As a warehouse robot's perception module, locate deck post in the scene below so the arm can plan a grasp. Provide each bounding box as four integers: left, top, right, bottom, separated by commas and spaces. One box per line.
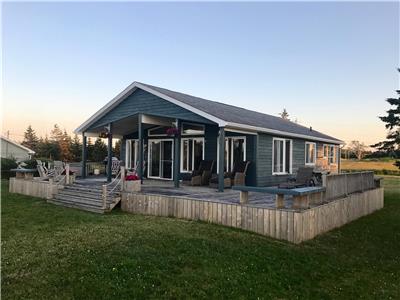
173, 119, 181, 188
218, 127, 225, 192
66, 164, 70, 185
81, 134, 87, 178
138, 114, 143, 183
121, 166, 125, 191
107, 123, 113, 182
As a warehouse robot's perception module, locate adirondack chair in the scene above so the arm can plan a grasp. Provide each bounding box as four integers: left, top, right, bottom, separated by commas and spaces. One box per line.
53, 161, 65, 177
278, 166, 315, 189
190, 160, 214, 186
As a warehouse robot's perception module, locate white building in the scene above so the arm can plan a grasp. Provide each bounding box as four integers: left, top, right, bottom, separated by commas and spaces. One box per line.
1, 136, 35, 162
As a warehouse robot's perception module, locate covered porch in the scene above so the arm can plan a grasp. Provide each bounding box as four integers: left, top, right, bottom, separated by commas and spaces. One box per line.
80, 112, 256, 192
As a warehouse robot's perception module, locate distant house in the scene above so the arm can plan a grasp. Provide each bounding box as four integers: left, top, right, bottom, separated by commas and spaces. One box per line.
75, 82, 343, 191
0, 136, 35, 162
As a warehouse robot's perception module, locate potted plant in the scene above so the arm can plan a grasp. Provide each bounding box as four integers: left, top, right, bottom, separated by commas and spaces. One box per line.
166, 127, 179, 137
124, 174, 141, 192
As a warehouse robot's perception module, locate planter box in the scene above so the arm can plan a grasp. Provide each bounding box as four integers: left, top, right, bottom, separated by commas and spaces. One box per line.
124, 180, 141, 192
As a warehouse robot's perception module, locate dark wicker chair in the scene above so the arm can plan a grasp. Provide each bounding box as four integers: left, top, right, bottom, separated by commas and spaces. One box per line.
278, 166, 315, 189
209, 161, 251, 188
191, 160, 215, 186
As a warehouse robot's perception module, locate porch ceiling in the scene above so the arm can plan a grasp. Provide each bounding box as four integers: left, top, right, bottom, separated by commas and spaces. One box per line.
84, 114, 176, 138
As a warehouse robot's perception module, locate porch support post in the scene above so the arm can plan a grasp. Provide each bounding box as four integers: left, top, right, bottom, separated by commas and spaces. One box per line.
138, 114, 143, 183
173, 119, 181, 188
81, 133, 87, 178
107, 123, 113, 182
218, 127, 225, 192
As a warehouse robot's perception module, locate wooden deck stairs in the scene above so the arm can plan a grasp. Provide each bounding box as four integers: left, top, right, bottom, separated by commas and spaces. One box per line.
48, 182, 121, 214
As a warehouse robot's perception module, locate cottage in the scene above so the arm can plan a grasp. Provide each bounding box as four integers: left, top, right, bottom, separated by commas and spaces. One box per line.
75, 82, 342, 191
1, 135, 35, 162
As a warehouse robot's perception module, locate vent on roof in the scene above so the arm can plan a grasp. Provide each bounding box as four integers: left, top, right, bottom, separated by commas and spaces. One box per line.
310, 126, 313, 131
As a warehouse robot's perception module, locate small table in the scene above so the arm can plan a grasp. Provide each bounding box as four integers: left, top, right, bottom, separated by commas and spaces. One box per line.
10, 168, 37, 180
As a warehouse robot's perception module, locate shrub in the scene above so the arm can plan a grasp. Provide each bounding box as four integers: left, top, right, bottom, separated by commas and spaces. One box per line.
1, 158, 18, 179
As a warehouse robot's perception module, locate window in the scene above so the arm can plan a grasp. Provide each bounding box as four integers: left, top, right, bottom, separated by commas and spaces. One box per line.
181, 123, 205, 135
148, 126, 168, 136
305, 142, 316, 165
323, 145, 329, 158
180, 138, 204, 172
328, 145, 337, 164
125, 139, 138, 169
217, 136, 246, 172
272, 138, 292, 175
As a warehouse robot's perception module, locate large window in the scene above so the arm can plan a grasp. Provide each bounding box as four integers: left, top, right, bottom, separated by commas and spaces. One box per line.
272, 138, 292, 174
148, 126, 168, 136
305, 142, 316, 165
125, 139, 138, 169
181, 138, 204, 172
328, 145, 337, 164
217, 136, 246, 172
181, 123, 205, 136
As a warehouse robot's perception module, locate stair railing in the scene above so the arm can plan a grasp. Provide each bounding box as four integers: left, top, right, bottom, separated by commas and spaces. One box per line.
102, 166, 125, 210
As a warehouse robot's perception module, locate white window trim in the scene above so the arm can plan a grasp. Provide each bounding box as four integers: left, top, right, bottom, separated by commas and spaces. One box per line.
328, 145, 338, 165
125, 139, 138, 169
305, 142, 317, 165
148, 126, 168, 137
147, 138, 174, 180
272, 137, 293, 175
181, 122, 205, 136
180, 137, 205, 173
217, 136, 247, 172
323, 144, 329, 158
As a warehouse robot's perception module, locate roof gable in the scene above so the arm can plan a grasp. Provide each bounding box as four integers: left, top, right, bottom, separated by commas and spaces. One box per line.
76, 81, 342, 144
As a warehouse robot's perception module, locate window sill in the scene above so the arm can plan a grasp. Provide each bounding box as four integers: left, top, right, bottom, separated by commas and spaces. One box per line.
272, 172, 292, 176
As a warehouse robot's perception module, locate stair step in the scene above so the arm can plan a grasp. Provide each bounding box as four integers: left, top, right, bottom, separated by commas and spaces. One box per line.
60, 189, 103, 199
48, 199, 105, 214
64, 185, 120, 194
55, 194, 112, 207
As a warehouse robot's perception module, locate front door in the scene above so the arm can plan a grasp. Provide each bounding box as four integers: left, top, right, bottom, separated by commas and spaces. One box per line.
148, 139, 174, 180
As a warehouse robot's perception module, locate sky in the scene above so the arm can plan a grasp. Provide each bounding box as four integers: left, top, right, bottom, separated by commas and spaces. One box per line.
2, 1, 399, 146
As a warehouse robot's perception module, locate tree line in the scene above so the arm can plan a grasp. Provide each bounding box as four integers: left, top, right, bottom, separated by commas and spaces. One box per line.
21, 124, 121, 162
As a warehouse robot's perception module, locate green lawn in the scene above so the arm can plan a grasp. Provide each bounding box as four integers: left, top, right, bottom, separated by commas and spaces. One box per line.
2, 178, 400, 299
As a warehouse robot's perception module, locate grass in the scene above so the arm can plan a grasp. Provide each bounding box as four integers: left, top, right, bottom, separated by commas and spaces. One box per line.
342, 159, 399, 171
2, 178, 400, 299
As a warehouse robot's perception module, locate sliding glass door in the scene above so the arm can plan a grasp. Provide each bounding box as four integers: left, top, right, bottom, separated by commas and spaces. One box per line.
148, 139, 174, 180
218, 136, 246, 172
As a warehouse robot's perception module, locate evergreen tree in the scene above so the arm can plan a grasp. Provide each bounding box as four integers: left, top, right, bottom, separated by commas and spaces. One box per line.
37, 136, 60, 160
89, 138, 107, 162
21, 125, 39, 153
113, 140, 121, 159
279, 108, 290, 120
372, 69, 400, 168
71, 134, 82, 161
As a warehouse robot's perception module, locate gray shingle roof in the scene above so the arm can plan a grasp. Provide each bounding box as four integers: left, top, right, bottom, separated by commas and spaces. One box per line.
138, 82, 342, 143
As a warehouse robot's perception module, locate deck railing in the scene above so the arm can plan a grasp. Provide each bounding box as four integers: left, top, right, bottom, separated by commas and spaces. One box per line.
101, 166, 125, 210
324, 171, 376, 200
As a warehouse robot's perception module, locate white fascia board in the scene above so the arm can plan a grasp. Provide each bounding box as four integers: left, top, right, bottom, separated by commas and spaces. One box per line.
224, 127, 258, 135
226, 122, 344, 145
75, 82, 227, 134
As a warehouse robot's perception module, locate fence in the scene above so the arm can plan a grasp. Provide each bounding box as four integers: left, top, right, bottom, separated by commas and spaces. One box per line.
324, 171, 376, 200
122, 187, 384, 244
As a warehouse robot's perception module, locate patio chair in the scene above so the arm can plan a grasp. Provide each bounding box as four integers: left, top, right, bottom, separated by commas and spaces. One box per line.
209, 161, 251, 189
278, 166, 315, 189
190, 160, 214, 186
229, 161, 251, 186
53, 160, 65, 177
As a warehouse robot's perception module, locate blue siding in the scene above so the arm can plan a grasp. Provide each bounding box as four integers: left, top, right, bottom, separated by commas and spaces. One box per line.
88, 89, 214, 130
256, 133, 306, 186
